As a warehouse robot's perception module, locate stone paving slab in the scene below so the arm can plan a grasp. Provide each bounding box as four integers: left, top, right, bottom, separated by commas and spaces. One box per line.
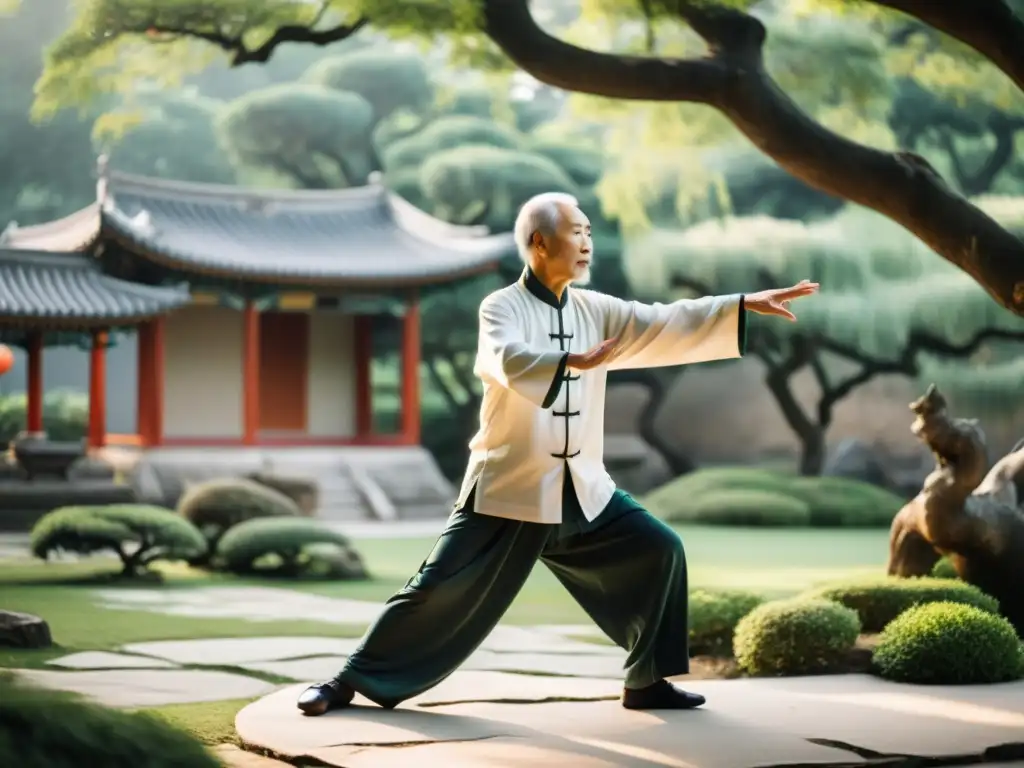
121, 637, 362, 666
12, 668, 278, 708
118, 629, 615, 670
236, 676, 1024, 768
243, 648, 626, 683
46, 651, 179, 670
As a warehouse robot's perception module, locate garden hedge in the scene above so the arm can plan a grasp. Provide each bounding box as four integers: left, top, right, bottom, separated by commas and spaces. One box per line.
733, 597, 861, 676
642, 467, 902, 528
801, 576, 1000, 633
215, 517, 367, 579
0, 391, 87, 444
931, 557, 959, 580
0, 675, 220, 768
177, 476, 299, 559
689, 589, 765, 656
872, 602, 1024, 684
30, 504, 207, 575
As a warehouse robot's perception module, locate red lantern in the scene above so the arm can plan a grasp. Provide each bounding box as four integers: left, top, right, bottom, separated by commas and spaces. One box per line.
0, 345, 13, 376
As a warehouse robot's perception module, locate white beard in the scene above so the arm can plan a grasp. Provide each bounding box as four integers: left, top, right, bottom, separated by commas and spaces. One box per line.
571, 265, 592, 286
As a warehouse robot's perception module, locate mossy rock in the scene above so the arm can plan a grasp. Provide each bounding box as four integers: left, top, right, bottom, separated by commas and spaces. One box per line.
643, 468, 901, 528
0, 674, 221, 767
801, 576, 1000, 633
30, 504, 207, 575
177, 476, 299, 555
733, 597, 861, 677
216, 517, 367, 580
872, 601, 1024, 684
689, 589, 765, 656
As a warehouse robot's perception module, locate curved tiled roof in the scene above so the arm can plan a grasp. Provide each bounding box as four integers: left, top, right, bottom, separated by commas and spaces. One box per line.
100, 171, 515, 287
0, 248, 191, 327
0, 203, 101, 253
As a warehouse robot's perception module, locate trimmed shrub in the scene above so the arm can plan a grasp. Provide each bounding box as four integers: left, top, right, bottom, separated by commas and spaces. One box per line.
801, 576, 1000, 633
643, 467, 902, 527
872, 602, 1024, 684
931, 557, 960, 580
216, 517, 367, 580
733, 597, 861, 676
177, 476, 299, 558
244, 471, 318, 516
0, 674, 220, 768
30, 504, 207, 576
689, 589, 765, 656
0, 390, 88, 444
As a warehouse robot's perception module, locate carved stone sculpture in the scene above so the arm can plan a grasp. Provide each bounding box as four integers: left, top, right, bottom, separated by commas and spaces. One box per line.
887, 385, 1024, 634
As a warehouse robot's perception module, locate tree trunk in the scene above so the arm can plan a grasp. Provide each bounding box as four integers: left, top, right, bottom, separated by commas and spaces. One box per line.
798, 428, 827, 477
608, 369, 696, 476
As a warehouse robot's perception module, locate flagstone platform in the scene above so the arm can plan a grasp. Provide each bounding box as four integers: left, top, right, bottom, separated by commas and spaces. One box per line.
236, 676, 1024, 768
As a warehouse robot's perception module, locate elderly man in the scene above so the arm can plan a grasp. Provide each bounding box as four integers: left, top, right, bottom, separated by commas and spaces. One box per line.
298, 192, 819, 715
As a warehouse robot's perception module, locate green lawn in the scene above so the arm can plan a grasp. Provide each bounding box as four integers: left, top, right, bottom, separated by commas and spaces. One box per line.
0, 524, 889, 753
0, 524, 889, 652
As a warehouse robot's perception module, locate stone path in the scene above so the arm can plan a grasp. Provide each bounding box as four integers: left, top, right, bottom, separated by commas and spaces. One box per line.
238, 676, 1024, 768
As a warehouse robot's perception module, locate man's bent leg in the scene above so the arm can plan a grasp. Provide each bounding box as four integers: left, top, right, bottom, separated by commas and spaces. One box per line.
541, 491, 701, 710
298, 499, 549, 714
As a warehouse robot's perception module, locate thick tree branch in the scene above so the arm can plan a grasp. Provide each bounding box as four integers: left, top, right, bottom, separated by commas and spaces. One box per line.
480, 0, 1024, 316
867, 0, 1024, 96
145, 10, 367, 66
481, 1, 731, 102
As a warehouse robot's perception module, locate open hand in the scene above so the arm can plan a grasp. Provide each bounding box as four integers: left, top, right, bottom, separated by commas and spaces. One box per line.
567, 337, 619, 370
744, 280, 820, 322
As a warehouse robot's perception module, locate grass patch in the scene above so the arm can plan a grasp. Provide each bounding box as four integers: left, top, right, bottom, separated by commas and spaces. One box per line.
135, 698, 258, 747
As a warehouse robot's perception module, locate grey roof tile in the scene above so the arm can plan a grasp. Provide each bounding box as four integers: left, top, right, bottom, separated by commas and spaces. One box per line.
0, 203, 101, 252
101, 171, 515, 286
0, 248, 191, 324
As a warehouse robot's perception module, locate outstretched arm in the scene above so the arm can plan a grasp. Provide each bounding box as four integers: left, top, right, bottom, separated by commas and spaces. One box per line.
476, 295, 567, 408
599, 293, 748, 371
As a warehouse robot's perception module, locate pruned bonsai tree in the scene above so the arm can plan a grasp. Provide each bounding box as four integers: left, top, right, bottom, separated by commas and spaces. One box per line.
30, 504, 208, 577
887, 384, 1024, 633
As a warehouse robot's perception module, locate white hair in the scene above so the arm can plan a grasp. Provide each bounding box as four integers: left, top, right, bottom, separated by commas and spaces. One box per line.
513, 192, 579, 263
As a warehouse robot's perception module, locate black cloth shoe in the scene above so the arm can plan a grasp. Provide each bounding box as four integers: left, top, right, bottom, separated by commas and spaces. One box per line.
296, 679, 355, 716
622, 679, 706, 710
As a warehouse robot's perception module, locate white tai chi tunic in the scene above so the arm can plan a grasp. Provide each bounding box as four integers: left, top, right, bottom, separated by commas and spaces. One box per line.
455, 268, 748, 524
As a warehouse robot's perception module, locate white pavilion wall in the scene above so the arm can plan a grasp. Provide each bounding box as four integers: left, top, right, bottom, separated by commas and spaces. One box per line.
307, 311, 356, 437
163, 305, 243, 439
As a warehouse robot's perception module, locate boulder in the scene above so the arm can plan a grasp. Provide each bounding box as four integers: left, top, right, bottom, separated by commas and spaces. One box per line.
0, 610, 52, 649
822, 439, 895, 490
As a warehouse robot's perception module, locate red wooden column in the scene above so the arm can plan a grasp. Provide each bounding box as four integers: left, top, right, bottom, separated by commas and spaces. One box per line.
25, 331, 44, 434
353, 315, 373, 440
400, 295, 421, 445
136, 318, 166, 446
242, 300, 260, 445
151, 316, 165, 445
87, 328, 108, 449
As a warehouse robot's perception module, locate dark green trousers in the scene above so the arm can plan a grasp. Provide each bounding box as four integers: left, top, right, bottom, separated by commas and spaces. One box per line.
337, 474, 690, 708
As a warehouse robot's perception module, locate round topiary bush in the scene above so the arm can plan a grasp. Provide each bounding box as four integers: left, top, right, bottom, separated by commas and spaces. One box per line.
733, 597, 861, 676
30, 504, 207, 576
215, 517, 367, 580
177, 476, 300, 560
642, 467, 901, 528
930, 557, 960, 580
801, 576, 1000, 633
689, 589, 765, 656
0, 674, 221, 767
872, 601, 1024, 684
244, 471, 318, 516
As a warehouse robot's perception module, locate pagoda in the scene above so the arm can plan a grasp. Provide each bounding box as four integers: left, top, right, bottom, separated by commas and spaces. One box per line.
0, 158, 513, 454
